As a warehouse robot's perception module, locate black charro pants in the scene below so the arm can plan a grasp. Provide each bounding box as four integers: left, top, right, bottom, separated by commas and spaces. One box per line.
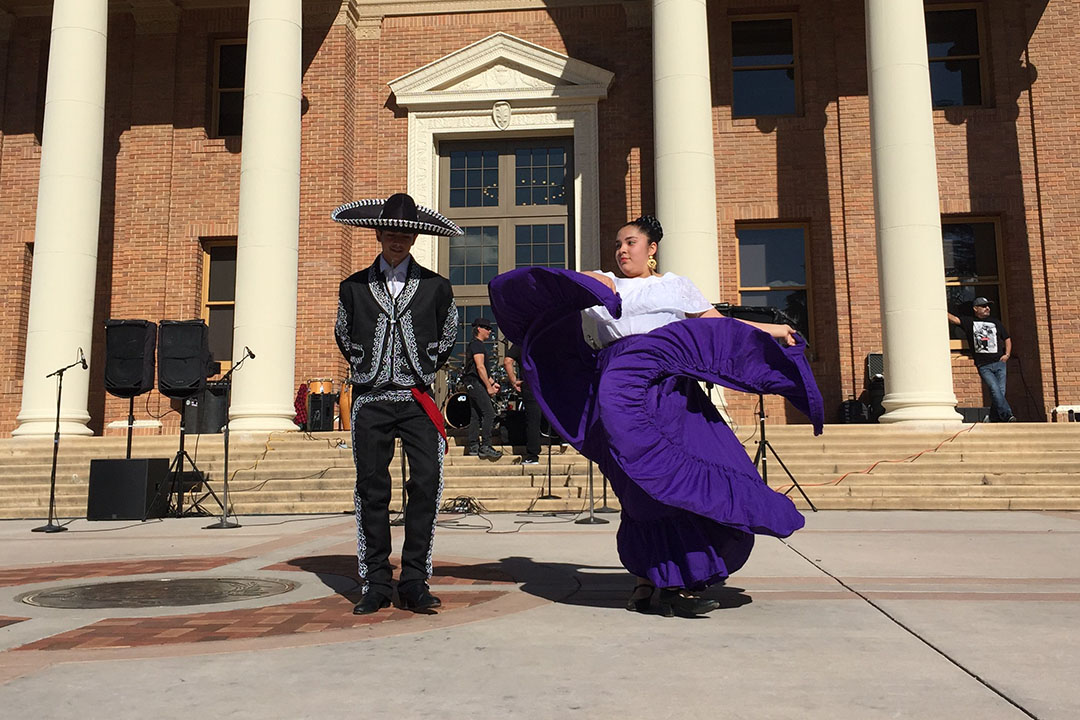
465, 380, 496, 448
352, 396, 443, 598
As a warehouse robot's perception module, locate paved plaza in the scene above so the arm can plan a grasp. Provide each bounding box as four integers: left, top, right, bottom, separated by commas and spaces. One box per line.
1, 510, 1078, 719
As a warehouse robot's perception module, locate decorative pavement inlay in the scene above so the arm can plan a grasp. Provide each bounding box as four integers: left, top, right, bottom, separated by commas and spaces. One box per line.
0, 616, 29, 629
18, 577, 298, 609
0, 557, 240, 588
15, 590, 509, 651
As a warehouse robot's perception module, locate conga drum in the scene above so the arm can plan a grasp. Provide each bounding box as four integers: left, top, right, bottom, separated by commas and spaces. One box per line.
307, 378, 335, 395
444, 391, 471, 429
339, 383, 353, 431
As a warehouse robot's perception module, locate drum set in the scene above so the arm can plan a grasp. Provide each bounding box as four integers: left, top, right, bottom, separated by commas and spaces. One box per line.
441, 362, 523, 440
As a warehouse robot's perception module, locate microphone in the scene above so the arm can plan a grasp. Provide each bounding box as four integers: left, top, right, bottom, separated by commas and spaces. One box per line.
244, 346, 256, 359
77, 348, 88, 370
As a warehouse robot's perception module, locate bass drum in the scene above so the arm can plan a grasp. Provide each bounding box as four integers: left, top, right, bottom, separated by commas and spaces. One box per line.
444, 391, 471, 429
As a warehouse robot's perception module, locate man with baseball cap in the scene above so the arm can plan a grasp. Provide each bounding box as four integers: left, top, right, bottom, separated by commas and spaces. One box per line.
948, 297, 1016, 422
462, 316, 503, 460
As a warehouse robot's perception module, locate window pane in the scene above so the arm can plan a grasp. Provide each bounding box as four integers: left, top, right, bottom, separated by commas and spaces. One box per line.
733, 69, 797, 117
450, 226, 499, 287
218, 44, 246, 89
942, 222, 998, 279
732, 19, 794, 67
450, 151, 498, 207
739, 289, 809, 339
515, 223, 567, 269
926, 9, 980, 58
737, 226, 806, 287
929, 59, 982, 108
207, 305, 234, 364
514, 145, 568, 206
217, 91, 244, 136
207, 245, 236, 302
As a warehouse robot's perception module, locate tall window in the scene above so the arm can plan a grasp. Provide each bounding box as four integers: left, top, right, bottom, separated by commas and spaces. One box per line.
736, 224, 811, 340
731, 17, 799, 118
201, 239, 237, 366
926, 7, 986, 108
943, 218, 1003, 346
212, 41, 246, 137
439, 139, 573, 305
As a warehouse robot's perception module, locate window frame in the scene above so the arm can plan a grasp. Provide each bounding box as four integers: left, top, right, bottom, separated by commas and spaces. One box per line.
210, 39, 246, 139
729, 13, 802, 119
200, 237, 237, 371
437, 138, 575, 305
925, 3, 990, 110
942, 215, 1006, 351
734, 221, 813, 342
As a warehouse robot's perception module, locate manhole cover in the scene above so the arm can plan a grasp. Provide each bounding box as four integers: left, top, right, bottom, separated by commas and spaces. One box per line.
18, 577, 297, 609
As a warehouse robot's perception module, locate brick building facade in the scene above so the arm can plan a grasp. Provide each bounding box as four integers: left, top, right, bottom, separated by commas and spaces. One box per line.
0, 0, 1077, 436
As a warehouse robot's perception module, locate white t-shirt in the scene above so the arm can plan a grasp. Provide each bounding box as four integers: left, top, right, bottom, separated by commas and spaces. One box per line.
582, 272, 714, 348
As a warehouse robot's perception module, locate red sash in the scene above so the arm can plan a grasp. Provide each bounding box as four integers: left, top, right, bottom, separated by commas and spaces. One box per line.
410, 387, 447, 444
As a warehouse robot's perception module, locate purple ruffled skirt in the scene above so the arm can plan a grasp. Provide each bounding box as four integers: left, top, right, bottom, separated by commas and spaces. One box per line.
488, 268, 824, 589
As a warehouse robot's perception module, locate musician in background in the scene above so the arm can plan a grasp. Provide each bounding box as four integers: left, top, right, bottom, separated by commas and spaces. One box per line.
503, 342, 540, 465
462, 317, 503, 460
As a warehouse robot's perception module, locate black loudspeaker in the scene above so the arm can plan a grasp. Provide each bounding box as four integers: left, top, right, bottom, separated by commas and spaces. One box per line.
865, 352, 884, 383
182, 381, 228, 434
86, 458, 170, 520
839, 399, 871, 424
158, 320, 210, 399
307, 393, 336, 432
104, 319, 157, 398
957, 406, 990, 423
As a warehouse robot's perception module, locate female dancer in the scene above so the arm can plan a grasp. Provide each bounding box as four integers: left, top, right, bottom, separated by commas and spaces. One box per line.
488, 216, 823, 617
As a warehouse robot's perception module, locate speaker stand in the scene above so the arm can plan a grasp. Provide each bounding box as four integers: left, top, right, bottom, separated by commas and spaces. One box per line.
537, 432, 558, 500
32, 355, 85, 534
125, 396, 135, 460
753, 393, 816, 512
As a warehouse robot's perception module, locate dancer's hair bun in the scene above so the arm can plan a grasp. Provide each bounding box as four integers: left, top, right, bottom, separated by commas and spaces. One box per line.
634, 215, 663, 243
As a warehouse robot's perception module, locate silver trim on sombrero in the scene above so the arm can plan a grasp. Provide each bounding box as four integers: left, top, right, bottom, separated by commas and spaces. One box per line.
331, 198, 463, 237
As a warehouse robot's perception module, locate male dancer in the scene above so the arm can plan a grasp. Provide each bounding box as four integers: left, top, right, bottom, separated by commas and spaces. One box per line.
333, 193, 460, 615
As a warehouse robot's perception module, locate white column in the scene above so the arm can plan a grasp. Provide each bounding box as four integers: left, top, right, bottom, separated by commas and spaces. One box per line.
866, 0, 961, 424
652, 0, 720, 301
13, 0, 107, 437
228, 0, 302, 432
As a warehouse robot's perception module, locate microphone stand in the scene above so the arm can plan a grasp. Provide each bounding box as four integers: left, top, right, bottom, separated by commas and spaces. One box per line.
575, 461, 608, 525
32, 352, 88, 533
205, 348, 252, 530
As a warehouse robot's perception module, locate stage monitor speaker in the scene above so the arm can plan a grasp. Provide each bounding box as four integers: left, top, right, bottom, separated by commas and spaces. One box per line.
182, 381, 228, 434
307, 393, 336, 432
87, 458, 170, 520
104, 319, 157, 398
159, 320, 210, 399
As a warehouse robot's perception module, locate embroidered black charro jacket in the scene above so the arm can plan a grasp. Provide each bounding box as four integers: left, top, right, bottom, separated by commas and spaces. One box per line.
335, 256, 458, 392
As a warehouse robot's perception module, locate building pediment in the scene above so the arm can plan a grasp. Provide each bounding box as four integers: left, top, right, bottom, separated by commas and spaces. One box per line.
389, 32, 613, 109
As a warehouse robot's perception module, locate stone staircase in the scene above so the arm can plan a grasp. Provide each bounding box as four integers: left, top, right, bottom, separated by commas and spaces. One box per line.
1, 423, 1078, 520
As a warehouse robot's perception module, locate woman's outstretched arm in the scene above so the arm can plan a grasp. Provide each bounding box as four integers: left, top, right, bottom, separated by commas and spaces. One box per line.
688, 307, 798, 347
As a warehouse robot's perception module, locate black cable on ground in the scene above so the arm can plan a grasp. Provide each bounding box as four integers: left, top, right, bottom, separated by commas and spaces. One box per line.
781, 538, 1040, 720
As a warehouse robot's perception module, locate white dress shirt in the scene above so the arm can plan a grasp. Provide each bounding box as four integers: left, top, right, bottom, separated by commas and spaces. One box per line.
379, 255, 410, 298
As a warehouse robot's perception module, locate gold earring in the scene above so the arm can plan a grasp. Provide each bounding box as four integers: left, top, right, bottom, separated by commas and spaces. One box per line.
647, 256, 657, 271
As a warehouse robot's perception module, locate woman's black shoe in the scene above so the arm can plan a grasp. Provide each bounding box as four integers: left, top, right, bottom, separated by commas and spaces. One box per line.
656, 589, 720, 618
625, 582, 654, 613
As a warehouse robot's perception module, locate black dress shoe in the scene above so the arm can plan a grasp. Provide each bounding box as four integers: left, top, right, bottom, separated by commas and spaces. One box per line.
656, 589, 720, 618
352, 592, 390, 615
398, 584, 442, 613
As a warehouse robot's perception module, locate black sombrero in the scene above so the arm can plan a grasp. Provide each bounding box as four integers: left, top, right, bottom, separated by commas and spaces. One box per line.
331, 193, 463, 237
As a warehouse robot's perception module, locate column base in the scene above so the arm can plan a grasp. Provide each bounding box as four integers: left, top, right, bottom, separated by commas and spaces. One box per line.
11, 418, 94, 437
879, 399, 963, 424
226, 414, 299, 433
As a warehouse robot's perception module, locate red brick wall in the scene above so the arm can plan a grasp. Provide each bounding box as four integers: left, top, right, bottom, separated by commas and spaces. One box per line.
1, 1, 1077, 435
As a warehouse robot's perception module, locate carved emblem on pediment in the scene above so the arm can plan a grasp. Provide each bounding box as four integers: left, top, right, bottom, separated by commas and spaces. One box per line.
492, 102, 511, 130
